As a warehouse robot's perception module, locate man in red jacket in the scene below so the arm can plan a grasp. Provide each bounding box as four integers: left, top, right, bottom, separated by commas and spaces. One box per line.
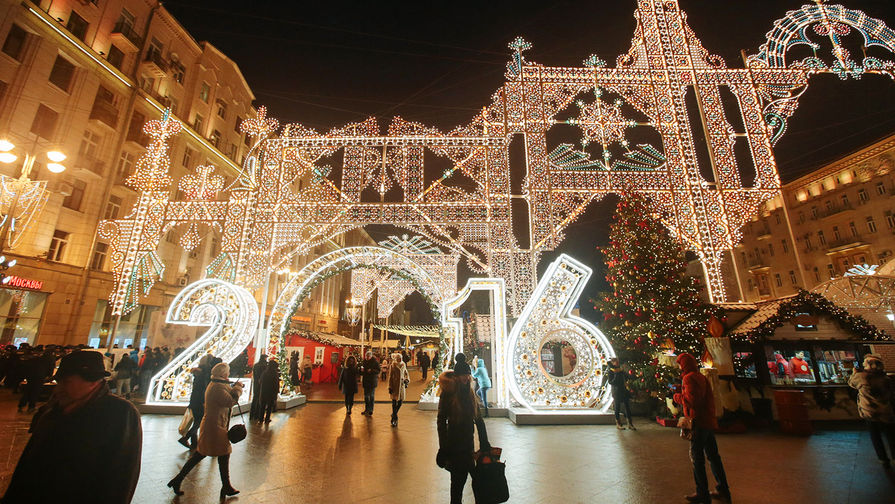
674, 353, 731, 503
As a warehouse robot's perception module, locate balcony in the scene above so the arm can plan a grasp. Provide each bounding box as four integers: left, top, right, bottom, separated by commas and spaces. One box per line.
88, 99, 119, 129
816, 203, 855, 220
140, 51, 169, 79
74, 154, 105, 178
110, 21, 142, 53
825, 235, 868, 254
747, 259, 770, 272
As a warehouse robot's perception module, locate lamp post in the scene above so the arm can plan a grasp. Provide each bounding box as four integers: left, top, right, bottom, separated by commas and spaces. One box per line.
0, 139, 66, 252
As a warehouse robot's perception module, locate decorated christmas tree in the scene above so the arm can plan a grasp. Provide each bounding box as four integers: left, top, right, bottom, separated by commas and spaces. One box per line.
594, 194, 716, 403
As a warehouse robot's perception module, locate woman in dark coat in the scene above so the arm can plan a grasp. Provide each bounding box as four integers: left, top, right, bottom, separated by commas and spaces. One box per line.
179, 354, 212, 449
337, 356, 359, 414
260, 359, 280, 423
436, 371, 490, 504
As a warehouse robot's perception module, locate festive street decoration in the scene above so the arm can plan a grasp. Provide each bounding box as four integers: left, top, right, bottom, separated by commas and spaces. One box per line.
371, 324, 442, 338
350, 234, 459, 319
0, 175, 49, 249
147, 279, 259, 405
730, 290, 892, 344
812, 272, 895, 311
100, 1, 895, 320
594, 194, 719, 403
506, 254, 616, 411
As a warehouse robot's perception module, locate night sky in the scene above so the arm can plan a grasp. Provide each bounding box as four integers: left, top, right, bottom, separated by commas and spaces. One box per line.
166, 0, 895, 322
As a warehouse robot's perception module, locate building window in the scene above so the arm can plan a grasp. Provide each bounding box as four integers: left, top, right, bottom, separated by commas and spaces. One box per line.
62, 179, 86, 211
867, 216, 878, 233
827, 263, 835, 278
877, 182, 887, 195
48, 55, 76, 92
740, 252, 746, 265
117, 151, 135, 180
811, 206, 818, 219
774, 213, 781, 225
781, 239, 788, 254
79, 130, 101, 158
840, 194, 849, 206
789, 271, 797, 285
234, 115, 242, 133
171, 62, 185, 85
774, 273, 782, 287
2, 24, 27, 61
210, 129, 221, 148
859, 188, 868, 202
887, 214, 895, 229
104, 195, 122, 220
747, 278, 754, 291
805, 236, 812, 250
91, 243, 108, 270
817, 230, 826, 246
107, 44, 124, 72
849, 221, 858, 237
30, 104, 58, 140
182, 147, 194, 168
768, 243, 774, 257
825, 200, 833, 211
216, 100, 226, 119
192, 114, 204, 134
66, 11, 89, 42
832, 226, 841, 241
199, 82, 210, 102
813, 267, 820, 282
48, 230, 69, 261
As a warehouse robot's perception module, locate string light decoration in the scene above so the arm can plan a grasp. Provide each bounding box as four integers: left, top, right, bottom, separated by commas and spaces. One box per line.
101, 1, 895, 321
505, 254, 616, 411
350, 234, 459, 319
146, 279, 259, 405
811, 273, 895, 311
0, 175, 49, 249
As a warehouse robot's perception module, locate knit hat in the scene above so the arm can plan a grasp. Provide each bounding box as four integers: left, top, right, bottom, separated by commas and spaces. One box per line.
864, 354, 885, 372
453, 353, 471, 376
211, 362, 230, 380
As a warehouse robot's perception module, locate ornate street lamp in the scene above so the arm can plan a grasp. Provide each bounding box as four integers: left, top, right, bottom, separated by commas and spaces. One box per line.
0, 139, 67, 252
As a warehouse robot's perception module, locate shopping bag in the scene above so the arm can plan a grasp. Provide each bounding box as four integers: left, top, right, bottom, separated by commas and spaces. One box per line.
178, 408, 193, 436
472, 447, 509, 504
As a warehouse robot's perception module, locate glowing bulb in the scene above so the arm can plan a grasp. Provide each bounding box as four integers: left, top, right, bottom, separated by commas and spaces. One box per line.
7, 260, 15, 268
0, 153, 16, 164
46, 163, 66, 174
46, 151, 66, 163
0, 140, 13, 152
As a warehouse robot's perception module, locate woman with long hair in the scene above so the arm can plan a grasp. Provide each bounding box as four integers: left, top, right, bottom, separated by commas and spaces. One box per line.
338, 355, 359, 414
168, 362, 244, 499
436, 367, 490, 504
386, 353, 409, 427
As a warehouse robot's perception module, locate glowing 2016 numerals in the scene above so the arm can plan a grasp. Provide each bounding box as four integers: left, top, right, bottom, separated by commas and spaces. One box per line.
147, 279, 258, 405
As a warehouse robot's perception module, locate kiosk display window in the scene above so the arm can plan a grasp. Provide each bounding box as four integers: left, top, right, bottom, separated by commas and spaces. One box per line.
766, 347, 817, 385
815, 349, 856, 385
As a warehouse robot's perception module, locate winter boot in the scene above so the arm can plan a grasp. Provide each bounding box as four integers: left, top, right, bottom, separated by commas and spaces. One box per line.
616, 420, 625, 430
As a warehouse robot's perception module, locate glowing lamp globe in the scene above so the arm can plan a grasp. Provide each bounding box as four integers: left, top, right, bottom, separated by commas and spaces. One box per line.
47, 163, 66, 174
46, 151, 66, 163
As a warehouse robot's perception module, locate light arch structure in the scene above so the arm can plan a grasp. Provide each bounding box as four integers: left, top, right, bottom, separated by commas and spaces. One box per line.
265, 246, 448, 362
811, 274, 895, 311
101, 0, 895, 320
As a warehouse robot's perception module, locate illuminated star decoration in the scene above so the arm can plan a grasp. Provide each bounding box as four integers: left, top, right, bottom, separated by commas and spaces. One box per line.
239, 106, 279, 138
125, 108, 182, 192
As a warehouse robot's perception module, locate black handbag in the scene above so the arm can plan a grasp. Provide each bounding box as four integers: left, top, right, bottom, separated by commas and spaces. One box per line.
471, 447, 509, 504
227, 402, 247, 444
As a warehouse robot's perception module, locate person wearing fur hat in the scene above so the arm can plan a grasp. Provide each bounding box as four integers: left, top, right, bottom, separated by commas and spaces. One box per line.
849, 354, 895, 468
673, 353, 731, 504
387, 353, 409, 427
452, 353, 471, 376
168, 362, 244, 499
2, 350, 142, 504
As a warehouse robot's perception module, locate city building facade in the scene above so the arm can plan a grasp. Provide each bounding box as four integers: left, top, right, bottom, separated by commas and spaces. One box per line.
734, 132, 895, 303
0, 0, 371, 348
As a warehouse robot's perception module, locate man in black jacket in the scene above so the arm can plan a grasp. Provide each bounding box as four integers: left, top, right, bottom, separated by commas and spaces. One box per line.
3, 350, 142, 504
360, 351, 380, 416
250, 354, 267, 421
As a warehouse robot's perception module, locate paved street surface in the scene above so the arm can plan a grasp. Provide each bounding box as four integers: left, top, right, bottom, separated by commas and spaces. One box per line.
0, 389, 892, 503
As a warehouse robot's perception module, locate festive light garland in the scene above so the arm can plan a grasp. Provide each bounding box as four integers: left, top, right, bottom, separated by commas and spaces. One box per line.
730, 290, 892, 345
0, 176, 49, 249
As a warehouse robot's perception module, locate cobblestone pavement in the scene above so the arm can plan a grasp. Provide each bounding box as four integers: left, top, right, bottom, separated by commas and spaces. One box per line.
0, 388, 892, 503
